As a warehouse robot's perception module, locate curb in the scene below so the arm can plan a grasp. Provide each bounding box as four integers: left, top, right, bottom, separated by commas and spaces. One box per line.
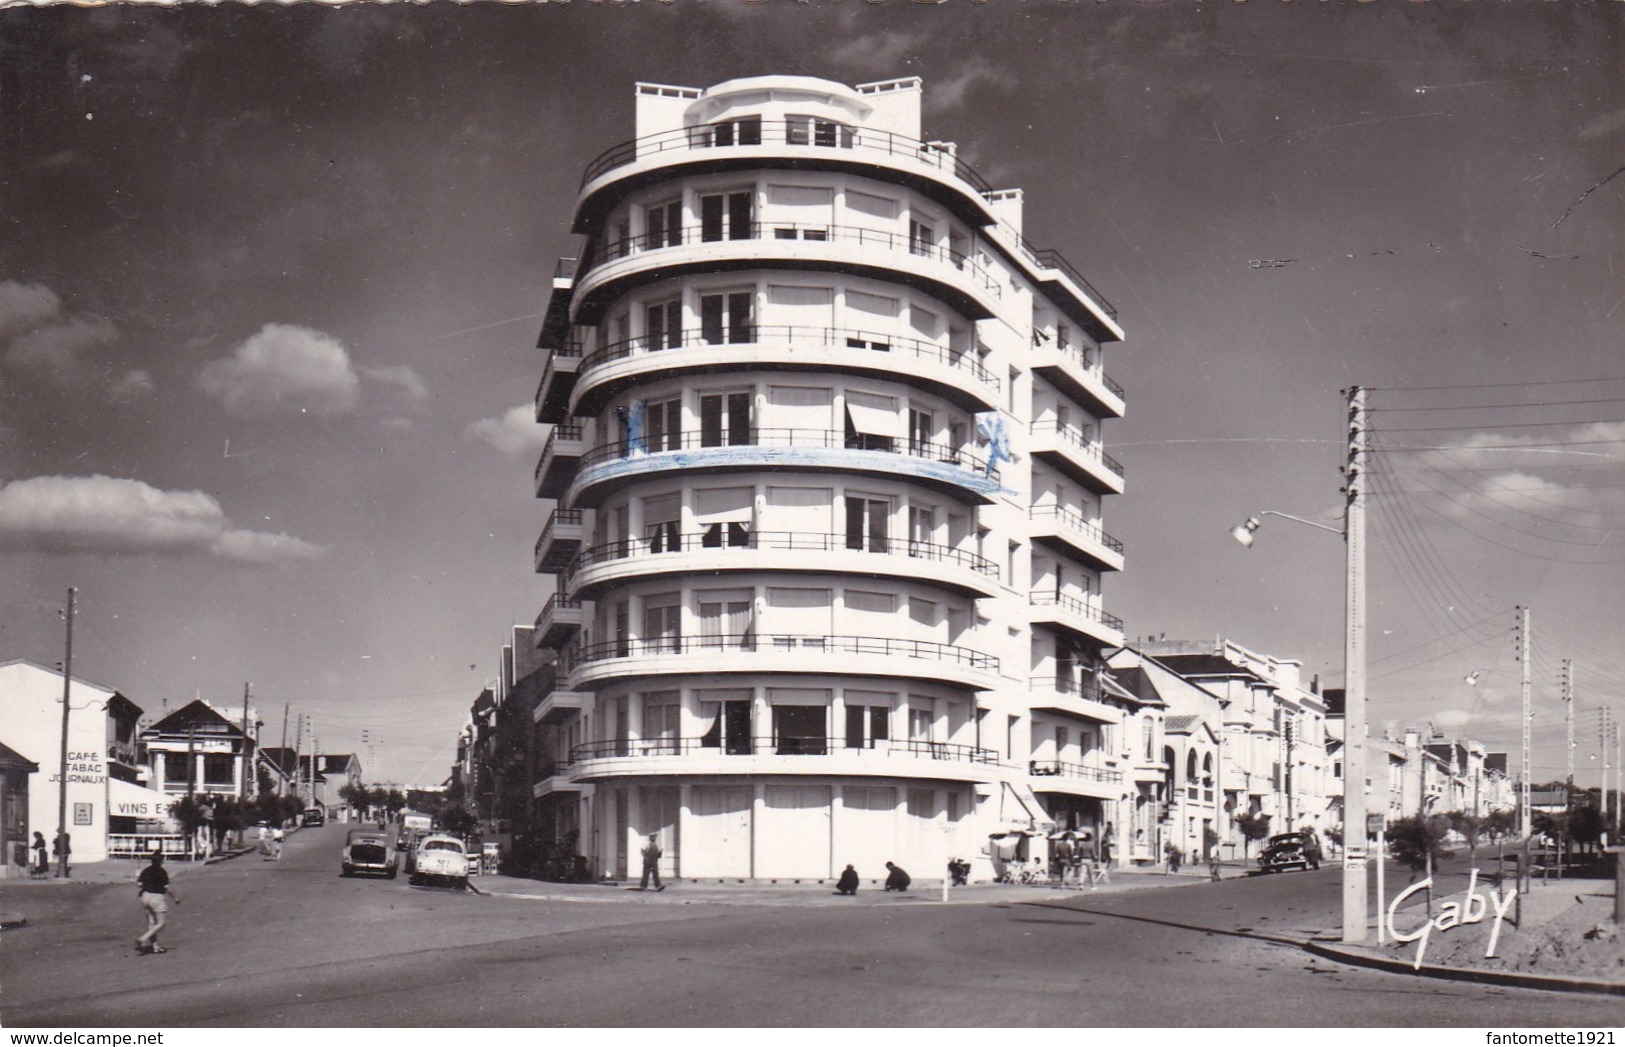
1303, 939, 1625, 997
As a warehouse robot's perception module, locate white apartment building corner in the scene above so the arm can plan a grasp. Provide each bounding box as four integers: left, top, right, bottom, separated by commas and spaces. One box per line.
529, 74, 1127, 884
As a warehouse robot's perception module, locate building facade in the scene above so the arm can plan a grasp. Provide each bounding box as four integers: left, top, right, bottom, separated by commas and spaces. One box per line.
531, 75, 1127, 882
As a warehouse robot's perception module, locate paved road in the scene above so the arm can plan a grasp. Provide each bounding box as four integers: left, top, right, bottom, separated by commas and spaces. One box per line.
2, 826, 1619, 1027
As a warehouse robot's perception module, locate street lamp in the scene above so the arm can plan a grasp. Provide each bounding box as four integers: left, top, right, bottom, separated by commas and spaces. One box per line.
1228, 386, 1369, 944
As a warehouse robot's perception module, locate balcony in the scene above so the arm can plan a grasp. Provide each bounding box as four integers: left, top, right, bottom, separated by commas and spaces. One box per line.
570, 222, 1001, 329
532, 760, 579, 799
1028, 677, 1125, 725
532, 689, 588, 725
564, 735, 1002, 784
533, 593, 585, 648
568, 428, 1000, 508
575, 118, 999, 235
564, 529, 998, 600
534, 423, 586, 499
534, 338, 584, 425
1030, 335, 1125, 420
571, 325, 999, 416
1028, 590, 1124, 649
1028, 418, 1126, 496
1028, 505, 1125, 573
564, 634, 998, 692
534, 508, 585, 574
1029, 759, 1124, 786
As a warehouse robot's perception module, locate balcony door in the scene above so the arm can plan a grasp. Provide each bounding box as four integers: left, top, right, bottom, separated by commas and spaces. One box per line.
700, 292, 754, 345
698, 588, 753, 650
701, 191, 753, 242
699, 692, 753, 756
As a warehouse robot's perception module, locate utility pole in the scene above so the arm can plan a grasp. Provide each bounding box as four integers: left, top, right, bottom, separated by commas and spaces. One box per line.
56, 587, 76, 860
1341, 385, 1369, 945
186, 722, 197, 801
241, 682, 253, 802
279, 703, 290, 797
293, 714, 304, 805
1602, 708, 1614, 832
1515, 606, 1532, 840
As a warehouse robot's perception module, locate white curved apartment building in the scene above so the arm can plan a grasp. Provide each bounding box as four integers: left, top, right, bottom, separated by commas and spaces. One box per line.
532, 76, 1132, 883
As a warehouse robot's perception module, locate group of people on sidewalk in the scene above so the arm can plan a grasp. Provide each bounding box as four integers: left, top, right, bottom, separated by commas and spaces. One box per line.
27, 830, 71, 879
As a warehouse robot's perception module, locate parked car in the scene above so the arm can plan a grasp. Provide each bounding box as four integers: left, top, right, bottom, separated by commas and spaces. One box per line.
341, 829, 398, 879
1258, 832, 1311, 873
302, 807, 326, 827
409, 833, 469, 889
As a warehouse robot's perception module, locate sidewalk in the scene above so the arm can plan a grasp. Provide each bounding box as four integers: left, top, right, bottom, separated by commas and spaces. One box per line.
471, 860, 1222, 906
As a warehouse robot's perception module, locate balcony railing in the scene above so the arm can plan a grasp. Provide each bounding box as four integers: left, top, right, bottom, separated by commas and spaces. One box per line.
1045, 336, 1126, 400
1029, 418, 1126, 479
1028, 506, 1124, 555
569, 633, 998, 672
582, 221, 1001, 299
576, 427, 991, 477
1028, 590, 1125, 632
1027, 248, 1119, 320
576, 324, 997, 391
580, 118, 994, 195
534, 423, 585, 482
1028, 675, 1107, 706
534, 593, 583, 631
1028, 759, 1124, 785
569, 735, 998, 764
566, 530, 997, 578
533, 508, 585, 560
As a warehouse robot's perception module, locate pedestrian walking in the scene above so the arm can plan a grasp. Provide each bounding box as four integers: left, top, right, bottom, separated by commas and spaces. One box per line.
257, 822, 270, 858
1099, 822, 1116, 871
638, 833, 664, 891
134, 851, 180, 954
52, 830, 71, 878
883, 861, 911, 891
1164, 839, 1182, 875
1302, 827, 1323, 871
1051, 832, 1076, 888
30, 831, 48, 879
835, 864, 860, 895
1077, 830, 1103, 889
271, 826, 285, 861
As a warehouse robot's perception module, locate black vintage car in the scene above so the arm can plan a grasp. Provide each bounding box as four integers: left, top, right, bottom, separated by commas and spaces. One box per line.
1257, 831, 1312, 873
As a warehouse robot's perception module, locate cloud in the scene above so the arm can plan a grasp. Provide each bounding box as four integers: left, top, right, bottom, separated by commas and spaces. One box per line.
5, 315, 120, 382
0, 474, 325, 564
196, 323, 360, 417
926, 56, 1007, 113
0, 281, 62, 341
466, 405, 545, 457
1420, 421, 1625, 525
1430, 708, 1476, 730
109, 369, 156, 401
360, 363, 429, 403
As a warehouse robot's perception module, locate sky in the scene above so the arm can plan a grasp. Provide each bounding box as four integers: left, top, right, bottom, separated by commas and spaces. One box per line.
1, 2, 1621, 789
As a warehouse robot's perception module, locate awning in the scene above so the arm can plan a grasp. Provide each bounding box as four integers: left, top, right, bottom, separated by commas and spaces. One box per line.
1001, 781, 1057, 831
845, 395, 903, 438
107, 778, 178, 820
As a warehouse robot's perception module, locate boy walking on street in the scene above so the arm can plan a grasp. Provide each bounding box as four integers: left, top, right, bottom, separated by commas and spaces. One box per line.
135, 851, 180, 954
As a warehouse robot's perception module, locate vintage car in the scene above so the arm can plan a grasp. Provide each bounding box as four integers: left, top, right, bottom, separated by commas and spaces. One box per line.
409, 833, 470, 889
302, 807, 326, 827
341, 828, 398, 878
1257, 831, 1311, 873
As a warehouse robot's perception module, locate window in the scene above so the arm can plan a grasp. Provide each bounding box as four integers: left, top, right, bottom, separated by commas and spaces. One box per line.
642, 692, 681, 754
613, 601, 630, 658
1007, 540, 1020, 586
909, 407, 933, 456
611, 217, 631, 259
699, 392, 752, 449
645, 200, 682, 249
846, 189, 899, 221
786, 115, 853, 148
643, 493, 680, 554
698, 589, 753, 649
701, 191, 753, 242
908, 504, 935, 556
645, 299, 682, 351
700, 291, 754, 345
909, 218, 934, 257
1055, 726, 1070, 761
844, 694, 891, 749
767, 185, 832, 241
698, 690, 753, 755
771, 705, 827, 755
695, 485, 752, 548
643, 593, 682, 653
643, 397, 681, 453
707, 116, 761, 147
845, 495, 889, 552
908, 706, 934, 742
844, 391, 900, 452
908, 596, 937, 630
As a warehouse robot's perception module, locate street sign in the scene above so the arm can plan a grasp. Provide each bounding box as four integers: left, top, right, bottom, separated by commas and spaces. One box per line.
1367, 814, 1385, 834
1344, 855, 1366, 870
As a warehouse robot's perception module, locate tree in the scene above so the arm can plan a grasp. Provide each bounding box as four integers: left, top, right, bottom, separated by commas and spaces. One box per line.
1235, 811, 1272, 859
337, 782, 368, 812
440, 804, 478, 838
1445, 810, 1482, 856
1569, 804, 1604, 853
1385, 814, 1453, 876
1481, 809, 1516, 842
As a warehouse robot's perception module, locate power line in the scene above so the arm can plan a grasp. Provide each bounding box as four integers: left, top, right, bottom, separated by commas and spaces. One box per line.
1366, 376, 1625, 393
